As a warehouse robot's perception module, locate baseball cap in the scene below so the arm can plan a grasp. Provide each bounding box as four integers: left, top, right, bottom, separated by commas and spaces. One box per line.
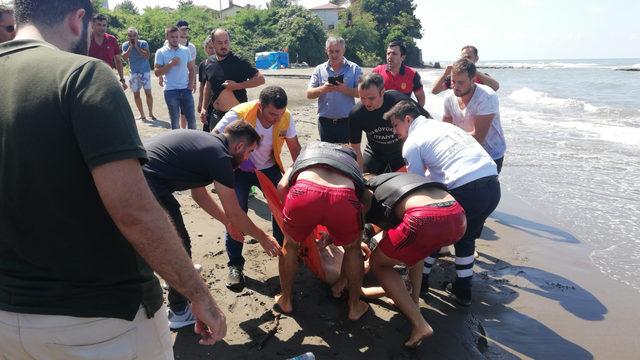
176, 20, 190, 29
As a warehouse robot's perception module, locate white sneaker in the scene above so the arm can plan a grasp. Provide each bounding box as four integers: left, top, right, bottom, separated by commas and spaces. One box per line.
167, 305, 197, 329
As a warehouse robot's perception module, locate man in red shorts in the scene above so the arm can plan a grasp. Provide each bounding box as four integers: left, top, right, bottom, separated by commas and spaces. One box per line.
275, 141, 370, 321
363, 172, 466, 348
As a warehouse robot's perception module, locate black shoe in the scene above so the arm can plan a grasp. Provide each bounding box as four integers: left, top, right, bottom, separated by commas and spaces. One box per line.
443, 281, 472, 307
226, 266, 245, 290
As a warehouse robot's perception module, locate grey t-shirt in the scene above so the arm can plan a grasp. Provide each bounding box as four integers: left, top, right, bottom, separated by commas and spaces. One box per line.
143, 130, 235, 196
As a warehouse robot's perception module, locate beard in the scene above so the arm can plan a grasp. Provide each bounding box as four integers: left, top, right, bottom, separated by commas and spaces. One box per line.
231, 152, 244, 168
71, 20, 90, 55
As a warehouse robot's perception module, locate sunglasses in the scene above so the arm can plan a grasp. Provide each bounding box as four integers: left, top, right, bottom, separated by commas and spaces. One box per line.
2, 25, 15, 33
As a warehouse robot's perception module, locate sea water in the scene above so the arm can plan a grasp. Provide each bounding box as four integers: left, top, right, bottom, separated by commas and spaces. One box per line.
420, 58, 640, 292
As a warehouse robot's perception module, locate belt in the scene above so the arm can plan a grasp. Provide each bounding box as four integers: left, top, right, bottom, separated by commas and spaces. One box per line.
319, 116, 347, 124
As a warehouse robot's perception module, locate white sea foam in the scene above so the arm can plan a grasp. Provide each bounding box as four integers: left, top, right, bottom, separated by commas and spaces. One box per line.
508, 87, 608, 113
501, 105, 640, 147
479, 62, 614, 70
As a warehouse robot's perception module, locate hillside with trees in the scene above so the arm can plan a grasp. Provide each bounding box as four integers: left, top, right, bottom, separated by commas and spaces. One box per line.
89, 0, 423, 67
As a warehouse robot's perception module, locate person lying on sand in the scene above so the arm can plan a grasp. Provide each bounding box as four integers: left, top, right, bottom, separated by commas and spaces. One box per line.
275, 141, 369, 321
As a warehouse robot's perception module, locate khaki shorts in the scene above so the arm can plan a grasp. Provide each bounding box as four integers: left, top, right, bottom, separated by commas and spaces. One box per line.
0, 305, 173, 360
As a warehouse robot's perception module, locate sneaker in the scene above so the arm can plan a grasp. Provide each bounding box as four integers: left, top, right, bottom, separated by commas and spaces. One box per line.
249, 186, 259, 198
167, 305, 196, 329
226, 266, 245, 290
443, 281, 472, 307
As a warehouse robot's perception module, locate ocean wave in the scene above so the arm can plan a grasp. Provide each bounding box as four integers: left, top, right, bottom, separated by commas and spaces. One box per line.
479, 62, 615, 70
503, 107, 640, 147
614, 64, 640, 71
508, 87, 608, 112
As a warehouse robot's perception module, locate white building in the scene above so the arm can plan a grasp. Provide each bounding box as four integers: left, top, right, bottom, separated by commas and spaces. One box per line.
219, 0, 245, 18
309, 3, 345, 30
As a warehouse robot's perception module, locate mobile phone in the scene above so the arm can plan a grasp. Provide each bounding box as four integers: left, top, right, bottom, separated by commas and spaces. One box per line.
328, 74, 344, 85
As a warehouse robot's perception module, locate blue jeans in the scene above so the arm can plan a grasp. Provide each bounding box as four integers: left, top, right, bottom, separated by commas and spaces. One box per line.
164, 89, 196, 129
226, 165, 284, 268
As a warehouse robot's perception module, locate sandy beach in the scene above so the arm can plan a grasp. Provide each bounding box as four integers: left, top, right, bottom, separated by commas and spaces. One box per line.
124, 68, 640, 359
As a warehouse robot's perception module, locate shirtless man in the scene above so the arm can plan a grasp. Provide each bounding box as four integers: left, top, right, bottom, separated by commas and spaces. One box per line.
431, 45, 500, 95
275, 141, 369, 321
200, 28, 265, 130
363, 172, 466, 347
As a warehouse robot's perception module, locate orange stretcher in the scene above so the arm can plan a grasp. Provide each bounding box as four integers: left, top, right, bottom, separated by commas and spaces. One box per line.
255, 170, 326, 282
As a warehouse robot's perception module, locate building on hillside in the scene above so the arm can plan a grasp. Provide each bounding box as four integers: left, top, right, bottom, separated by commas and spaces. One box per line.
219, 0, 245, 19
309, 3, 345, 30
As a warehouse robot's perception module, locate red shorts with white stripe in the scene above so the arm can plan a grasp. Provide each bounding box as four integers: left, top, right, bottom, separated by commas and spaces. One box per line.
378, 202, 466, 266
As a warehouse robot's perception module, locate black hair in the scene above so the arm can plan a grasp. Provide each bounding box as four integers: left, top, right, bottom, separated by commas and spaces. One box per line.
388, 40, 407, 56
452, 58, 477, 79
14, 0, 93, 27
259, 86, 288, 109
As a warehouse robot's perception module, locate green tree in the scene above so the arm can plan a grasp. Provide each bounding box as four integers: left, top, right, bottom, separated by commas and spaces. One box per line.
273, 6, 326, 65
334, 10, 380, 66
114, 0, 138, 15
268, 0, 291, 9
355, 0, 424, 66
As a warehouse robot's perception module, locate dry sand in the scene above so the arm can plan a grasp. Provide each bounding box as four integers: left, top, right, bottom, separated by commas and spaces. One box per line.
123, 68, 640, 359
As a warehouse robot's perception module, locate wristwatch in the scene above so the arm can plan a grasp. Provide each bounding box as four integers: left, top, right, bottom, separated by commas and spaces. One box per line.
120, 78, 125, 83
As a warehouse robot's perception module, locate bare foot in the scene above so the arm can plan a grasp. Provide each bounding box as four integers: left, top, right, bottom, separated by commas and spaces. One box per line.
274, 294, 293, 314
138, 116, 146, 120
404, 322, 433, 348
348, 300, 370, 321
331, 278, 347, 298
149, 114, 157, 120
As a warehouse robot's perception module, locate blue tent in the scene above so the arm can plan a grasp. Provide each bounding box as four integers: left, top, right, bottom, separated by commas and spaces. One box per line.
255, 51, 289, 70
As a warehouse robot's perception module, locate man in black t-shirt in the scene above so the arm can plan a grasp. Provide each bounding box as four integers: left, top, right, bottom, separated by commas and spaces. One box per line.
199, 28, 265, 130
349, 72, 431, 174
1, 1, 226, 355
142, 122, 281, 329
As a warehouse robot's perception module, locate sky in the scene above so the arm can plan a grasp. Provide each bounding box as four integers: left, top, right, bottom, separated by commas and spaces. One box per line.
106, 0, 640, 61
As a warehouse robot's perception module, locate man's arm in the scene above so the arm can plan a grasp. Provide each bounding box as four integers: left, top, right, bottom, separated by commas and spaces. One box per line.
114, 55, 127, 90
431, 65, 452, 95
277, 167, 293, 202
214, 182, 281, 257
477, 72, 499, 91
333, 80, 359, 98
154, 58, 177, 77
469, 113, 495, 143
414, 87, 426, 107
350, 143, 364, 171
285, 136, 302, 162
404, 141, 426, 176
91, 159, 226, 344
190, 187, 244, 240
223, 71, 266, 91
136, 42, 150, 59
306, 83, 333, 99
122, 44, 132, 61
199, 81, 213, 124
188, 60, 196, 92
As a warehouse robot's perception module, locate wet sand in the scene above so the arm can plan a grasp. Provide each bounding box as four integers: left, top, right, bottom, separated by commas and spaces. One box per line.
124, 69, 640, 359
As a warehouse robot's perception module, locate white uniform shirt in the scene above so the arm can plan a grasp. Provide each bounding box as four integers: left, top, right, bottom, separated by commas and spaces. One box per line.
403, 116, 497, 189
